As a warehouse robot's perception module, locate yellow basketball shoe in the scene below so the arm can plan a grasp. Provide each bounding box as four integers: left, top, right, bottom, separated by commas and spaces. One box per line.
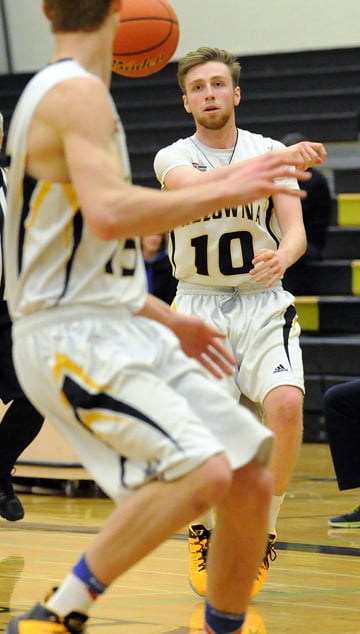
251, 532, 277, 599
5, 601, 88, 634
189, 602, 204, 633
243, 606, 267, 634
188, 524, 211, 596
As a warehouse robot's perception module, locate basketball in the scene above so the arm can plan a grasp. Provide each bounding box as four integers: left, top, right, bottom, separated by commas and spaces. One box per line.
112, 0, 179, 78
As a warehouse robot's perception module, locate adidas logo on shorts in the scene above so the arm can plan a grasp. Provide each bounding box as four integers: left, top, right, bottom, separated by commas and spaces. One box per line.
273, 363, 288, 374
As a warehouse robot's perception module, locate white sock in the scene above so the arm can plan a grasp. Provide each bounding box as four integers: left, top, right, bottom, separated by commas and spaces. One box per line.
268, 493, 285, 534
191, 509, 215, 530
46, 573, 94, 615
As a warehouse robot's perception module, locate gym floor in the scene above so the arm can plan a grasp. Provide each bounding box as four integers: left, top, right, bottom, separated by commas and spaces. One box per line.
0, 443, 359, 634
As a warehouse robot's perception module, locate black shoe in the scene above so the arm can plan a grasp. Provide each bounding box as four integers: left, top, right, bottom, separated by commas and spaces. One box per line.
0, 477, 24, 521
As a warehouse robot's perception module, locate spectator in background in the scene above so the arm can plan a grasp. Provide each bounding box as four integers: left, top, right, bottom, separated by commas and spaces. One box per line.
141, 233, 177, 304
0, 111, 44, 522
281, 132, 332, 295
324, 379, 360, 528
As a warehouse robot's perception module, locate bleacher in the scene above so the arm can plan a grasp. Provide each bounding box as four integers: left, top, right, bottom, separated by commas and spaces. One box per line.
1, 45, 360, 443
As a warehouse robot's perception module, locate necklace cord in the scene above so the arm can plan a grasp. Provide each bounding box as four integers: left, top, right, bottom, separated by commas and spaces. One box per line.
190, 129, 239, 169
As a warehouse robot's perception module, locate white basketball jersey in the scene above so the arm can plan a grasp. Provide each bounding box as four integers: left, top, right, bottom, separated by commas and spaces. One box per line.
5, 60, 147, 321
154, 130, 299, 290
0, 167, 7, 295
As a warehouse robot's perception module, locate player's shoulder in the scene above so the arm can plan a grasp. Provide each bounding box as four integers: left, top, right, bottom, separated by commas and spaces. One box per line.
154, 136, 194, 166
237, 128, 284, 152
17, 59, 106, 119
155, 136, 193, 155
30, 59, 93, 89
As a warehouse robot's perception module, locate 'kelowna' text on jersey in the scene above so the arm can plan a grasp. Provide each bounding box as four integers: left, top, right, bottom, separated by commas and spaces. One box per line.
154, 131, 299, 290
5, 60, 147, 321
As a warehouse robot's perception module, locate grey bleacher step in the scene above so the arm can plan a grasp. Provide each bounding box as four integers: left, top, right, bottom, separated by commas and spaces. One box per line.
296, 295, 360, 334
304, 374, 357, 410
324, 226, 360, 259
301, 334, 360, 375
288, 260, 356, 295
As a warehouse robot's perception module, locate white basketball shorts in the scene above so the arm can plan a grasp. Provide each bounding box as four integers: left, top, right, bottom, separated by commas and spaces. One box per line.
175, 282, 304, 404
13, 306, 273, 504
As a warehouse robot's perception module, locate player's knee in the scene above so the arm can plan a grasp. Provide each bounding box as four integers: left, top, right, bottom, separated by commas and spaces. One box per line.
190, 453, 232, 516
219, 458, 273, 519
235, 458, 273, 499
265, 386, 303, 425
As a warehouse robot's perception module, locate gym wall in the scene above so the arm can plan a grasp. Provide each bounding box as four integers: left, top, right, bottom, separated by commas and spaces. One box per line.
0, 0, 358, 74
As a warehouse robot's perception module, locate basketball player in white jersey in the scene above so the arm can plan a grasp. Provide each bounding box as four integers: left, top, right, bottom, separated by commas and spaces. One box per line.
154, 46, 327, 598
4, 3, 318, 634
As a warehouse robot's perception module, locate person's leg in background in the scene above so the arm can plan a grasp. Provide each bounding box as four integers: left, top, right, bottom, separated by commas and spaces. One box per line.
255, 384, 303, 592
0, 398, 44, 521
189, 379, 303, 599
324, 380, 360, 528
0, 303, 44, 521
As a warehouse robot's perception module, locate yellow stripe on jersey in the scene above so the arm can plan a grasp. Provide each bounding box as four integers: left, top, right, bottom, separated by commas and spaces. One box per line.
28, 181, 52, 229
23, 181, 51, 255
63, 182, 80, 212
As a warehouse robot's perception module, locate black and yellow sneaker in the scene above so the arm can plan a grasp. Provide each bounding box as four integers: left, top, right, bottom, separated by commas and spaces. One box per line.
5, 602, 88, 634
188, 523, 211, 597
251, 532, 277, 598
328, 504, 360, 528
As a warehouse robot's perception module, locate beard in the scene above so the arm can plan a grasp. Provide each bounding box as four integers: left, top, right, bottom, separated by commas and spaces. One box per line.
196, 109, 232, 130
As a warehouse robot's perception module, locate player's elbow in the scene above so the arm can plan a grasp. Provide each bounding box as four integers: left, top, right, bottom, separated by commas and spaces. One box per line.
84, 195, 134, 240
84, 209, 122, 241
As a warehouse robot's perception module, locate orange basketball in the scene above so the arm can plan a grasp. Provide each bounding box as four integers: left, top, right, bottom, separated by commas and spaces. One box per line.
112, 0, 179, 78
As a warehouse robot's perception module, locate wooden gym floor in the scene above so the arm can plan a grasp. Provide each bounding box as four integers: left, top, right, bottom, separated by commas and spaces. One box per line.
0, 443, 359, 634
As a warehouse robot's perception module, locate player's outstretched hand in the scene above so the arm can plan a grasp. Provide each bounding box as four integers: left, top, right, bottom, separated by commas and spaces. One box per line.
227, 151, 312, 207
171, 312, 235, 379
282, 140, 327, 170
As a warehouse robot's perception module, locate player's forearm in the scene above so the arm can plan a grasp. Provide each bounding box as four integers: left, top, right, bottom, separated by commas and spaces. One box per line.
278, 231, 307, 269
86, 179, 233, 240
135, 293, 177, 330
85, 154, 311, 241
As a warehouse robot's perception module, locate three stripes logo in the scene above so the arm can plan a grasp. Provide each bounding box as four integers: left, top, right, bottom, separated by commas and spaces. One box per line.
273, 363, 288, 374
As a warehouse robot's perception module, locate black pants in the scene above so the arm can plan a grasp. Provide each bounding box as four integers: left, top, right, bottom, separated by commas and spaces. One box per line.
0, 301, 44, 479
324, 379, 360, 491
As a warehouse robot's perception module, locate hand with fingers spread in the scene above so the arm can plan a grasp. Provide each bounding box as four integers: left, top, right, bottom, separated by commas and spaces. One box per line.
281, 140, 327, 171
226, 150, 311, 207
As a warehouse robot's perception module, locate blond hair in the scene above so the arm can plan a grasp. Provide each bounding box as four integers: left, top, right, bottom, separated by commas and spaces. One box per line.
177, 47, 241, 93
